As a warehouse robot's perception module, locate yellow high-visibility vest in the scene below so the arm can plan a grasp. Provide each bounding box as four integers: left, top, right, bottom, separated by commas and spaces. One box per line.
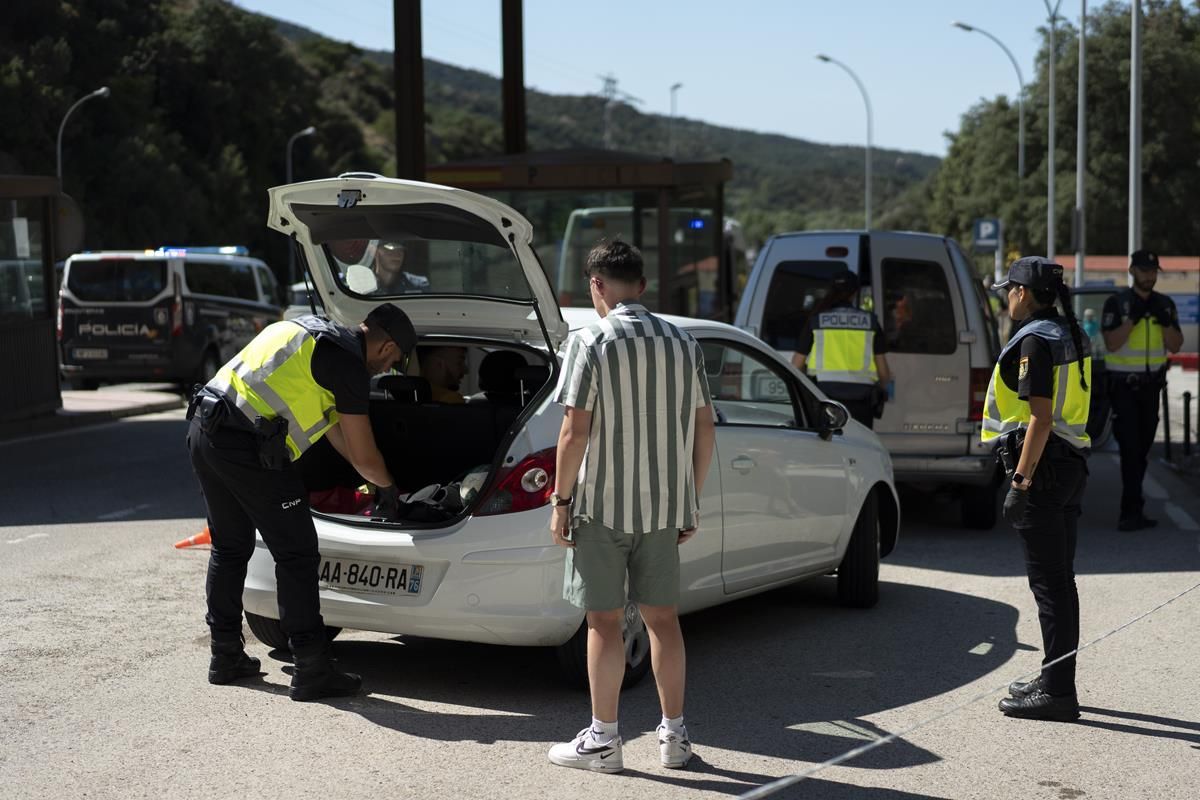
981, 318, 1092, 451
208, 316, 363, 461
808, 307, 878, 385
1107, 292, 1167, 373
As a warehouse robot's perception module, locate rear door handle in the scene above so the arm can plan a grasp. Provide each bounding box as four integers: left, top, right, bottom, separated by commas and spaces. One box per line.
731, 456, 756, 473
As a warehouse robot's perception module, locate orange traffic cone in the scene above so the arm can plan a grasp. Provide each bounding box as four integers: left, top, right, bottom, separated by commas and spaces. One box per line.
174, 526, 212, 548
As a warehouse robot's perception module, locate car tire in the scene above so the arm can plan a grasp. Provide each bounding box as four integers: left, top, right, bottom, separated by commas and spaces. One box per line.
197, 349, 221, 386
244, 612, 341, 651
555, 601, 652, 690
73, 378, 100, 391
960, 476, 1000, 530
837, 490, 880, 609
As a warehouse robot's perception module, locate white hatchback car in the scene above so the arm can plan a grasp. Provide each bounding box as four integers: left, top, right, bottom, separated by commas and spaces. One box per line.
242, 173, 900, 687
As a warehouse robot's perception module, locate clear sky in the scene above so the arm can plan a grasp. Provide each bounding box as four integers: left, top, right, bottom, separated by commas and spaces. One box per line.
233, 0, 1073, 157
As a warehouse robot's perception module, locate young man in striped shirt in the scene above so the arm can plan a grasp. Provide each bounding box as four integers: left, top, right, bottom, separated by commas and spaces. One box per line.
547, 240, 716, 773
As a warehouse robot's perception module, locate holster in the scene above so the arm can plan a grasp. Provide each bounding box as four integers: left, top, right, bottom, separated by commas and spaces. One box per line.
995, 429, 1024, 480
253, 416, 290, 470
187, 391, 229, 436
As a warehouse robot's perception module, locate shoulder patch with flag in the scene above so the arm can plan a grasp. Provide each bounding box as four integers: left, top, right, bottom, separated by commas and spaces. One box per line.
1018, 356, 1029, 381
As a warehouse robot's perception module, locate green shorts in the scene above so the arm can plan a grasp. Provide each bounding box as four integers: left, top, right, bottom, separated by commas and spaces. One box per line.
563, 519, 681, 611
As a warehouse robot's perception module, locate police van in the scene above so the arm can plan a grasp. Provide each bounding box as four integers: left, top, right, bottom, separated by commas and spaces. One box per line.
59, 246, 284, 389
735, 231, 1004, 528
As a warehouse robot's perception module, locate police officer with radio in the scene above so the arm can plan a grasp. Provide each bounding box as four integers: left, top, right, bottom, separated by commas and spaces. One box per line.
1101, 250, 1184, 531
983, 257, 1092, 722
187, 303, 416, 700
792, 269, 891, 428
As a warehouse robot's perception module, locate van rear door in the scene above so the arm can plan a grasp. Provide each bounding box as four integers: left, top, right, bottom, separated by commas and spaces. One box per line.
61, 256, 172, 365
868, 233, 970, 456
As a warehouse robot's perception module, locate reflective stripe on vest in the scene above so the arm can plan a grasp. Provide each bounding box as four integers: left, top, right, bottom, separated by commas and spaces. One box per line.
1107, 311, 1167, 373
981, 318, 1092, 450
207, 320, 341, 461
809, 308, 878, 386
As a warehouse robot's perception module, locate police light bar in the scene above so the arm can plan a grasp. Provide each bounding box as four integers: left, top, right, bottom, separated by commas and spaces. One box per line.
156, 245, 250, 256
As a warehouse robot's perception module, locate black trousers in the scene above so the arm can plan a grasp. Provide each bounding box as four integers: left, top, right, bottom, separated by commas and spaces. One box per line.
1108, 378, 1160, 519
187, 419, 326, 649
819, 382, 876, 430
1014, 441, 1088, 696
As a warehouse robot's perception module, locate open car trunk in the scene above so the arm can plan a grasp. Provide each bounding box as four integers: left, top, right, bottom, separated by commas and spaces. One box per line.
298, 344, 554, 525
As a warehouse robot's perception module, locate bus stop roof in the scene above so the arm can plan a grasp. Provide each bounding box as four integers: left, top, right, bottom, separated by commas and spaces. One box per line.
425, 149, 732, 191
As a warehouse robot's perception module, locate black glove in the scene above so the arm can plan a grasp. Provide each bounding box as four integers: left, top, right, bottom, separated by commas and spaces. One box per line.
1003, 485, 1030, 526
373, 484, 401, 521
1127, 294, 1147, 323
1152, 299, 1175, 328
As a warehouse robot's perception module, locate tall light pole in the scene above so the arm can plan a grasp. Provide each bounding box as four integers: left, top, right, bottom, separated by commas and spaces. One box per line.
56, 86, 110, 189
817, 54, 872, 229
285, 125, 317, 285
952, 22, 1025, 180
1075, 0, 1087, 288
1045, 0, 1063, 260
668, 82, 683, 156
1128, 0, 1142, 255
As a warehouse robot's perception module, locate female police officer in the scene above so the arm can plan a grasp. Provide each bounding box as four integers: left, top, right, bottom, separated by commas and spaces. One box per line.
982, 256, 1092, 722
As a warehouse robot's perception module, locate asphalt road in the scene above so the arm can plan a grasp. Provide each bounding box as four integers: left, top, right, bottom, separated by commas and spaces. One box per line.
2, 410, 1199, 800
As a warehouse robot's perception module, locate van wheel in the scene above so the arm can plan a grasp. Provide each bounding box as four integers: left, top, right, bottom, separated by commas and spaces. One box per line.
838, 491, 880, 608
961, 476, 1000, 530
244, 612, 341, 652
71, 378, 100, 391
197, 349, 221, 385
555, 602, 652, 690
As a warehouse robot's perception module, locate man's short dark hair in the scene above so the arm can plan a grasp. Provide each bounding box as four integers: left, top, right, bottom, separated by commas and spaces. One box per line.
584, 239, 644, 284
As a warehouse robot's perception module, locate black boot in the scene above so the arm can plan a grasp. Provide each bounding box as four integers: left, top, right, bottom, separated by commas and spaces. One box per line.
998, 690, 1080, 721
209, 637, 263, 685
289, 641, 362, 702
1007, 674, 1043, 698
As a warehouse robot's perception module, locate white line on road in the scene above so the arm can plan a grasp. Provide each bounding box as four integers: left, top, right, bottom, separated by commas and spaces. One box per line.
1143, 473, 1168, 500
6, 533, 49, 545
1164, 502, 1200, 532
97, 503, 154, 521
968, 642, 993, 655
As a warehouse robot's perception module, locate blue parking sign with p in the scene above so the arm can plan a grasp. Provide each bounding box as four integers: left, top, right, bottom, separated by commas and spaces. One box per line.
973, 218, 1000, 253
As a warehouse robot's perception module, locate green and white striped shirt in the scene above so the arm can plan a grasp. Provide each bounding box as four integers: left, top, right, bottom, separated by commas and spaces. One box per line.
554, 303, 712, 534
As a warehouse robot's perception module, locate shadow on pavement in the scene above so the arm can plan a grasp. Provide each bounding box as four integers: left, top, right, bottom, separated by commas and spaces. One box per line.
1077, 706, 1200, 745
257, 578, 1017, 786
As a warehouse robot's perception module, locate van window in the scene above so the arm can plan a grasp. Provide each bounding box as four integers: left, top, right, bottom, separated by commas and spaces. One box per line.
256, 265, 281, 306
880, 259, 957, 354
760, 260, 849, 351
186, 260, 258, 301
68, 259, 167, 302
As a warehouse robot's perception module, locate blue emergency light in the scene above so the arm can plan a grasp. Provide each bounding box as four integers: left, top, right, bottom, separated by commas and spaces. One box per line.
687, 219, 705, 230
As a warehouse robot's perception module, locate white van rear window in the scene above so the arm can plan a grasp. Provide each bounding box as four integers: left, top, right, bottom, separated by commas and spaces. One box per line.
880, 259, 957, 354
68, 259, 166, 302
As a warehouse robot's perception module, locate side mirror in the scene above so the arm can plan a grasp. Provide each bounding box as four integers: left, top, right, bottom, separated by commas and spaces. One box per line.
817, 399, 850, 440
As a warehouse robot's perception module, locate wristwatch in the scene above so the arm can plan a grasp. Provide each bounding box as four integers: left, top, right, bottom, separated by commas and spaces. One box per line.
550, 492, 573, 507
1012, 472, 1026, 487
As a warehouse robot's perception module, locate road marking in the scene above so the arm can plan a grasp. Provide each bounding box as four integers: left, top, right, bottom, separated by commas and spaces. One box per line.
1143, 473, 1168, 500
812, 670, 875, 679
97, 503, 154, 521
6, 533, 49, 544
968, 642, 993, 655
1164, 502, 1200, 532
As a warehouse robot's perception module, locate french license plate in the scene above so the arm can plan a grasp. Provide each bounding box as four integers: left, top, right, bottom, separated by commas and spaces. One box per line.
74, 348, 108, 360
318, 558, 423, 596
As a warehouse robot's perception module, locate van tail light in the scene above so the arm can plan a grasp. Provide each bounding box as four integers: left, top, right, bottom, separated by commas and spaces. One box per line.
475, 447, 556, 516
969, 367, 991, 421
55, 292, 63, 341
171, 281, 184, 337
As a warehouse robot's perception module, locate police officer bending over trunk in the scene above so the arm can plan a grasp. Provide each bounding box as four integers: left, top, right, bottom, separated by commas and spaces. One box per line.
792, 269, 891, 429
983, 257, 1091, 722
187, 303, 416, 700
1100, 249, 1184, 531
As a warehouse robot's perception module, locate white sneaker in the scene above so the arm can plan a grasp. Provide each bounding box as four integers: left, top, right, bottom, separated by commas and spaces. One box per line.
658, 723, 692, 768
548, 727, 624, 773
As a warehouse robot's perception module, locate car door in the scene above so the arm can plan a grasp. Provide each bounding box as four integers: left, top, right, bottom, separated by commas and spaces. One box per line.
699, 336, 849, 594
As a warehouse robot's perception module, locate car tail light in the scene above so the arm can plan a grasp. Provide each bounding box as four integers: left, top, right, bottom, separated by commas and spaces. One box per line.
475, 447, 556, 516
968, 367, 991, 421
171, 279, 183, 337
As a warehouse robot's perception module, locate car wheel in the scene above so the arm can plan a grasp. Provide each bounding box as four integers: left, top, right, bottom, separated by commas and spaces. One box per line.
555, 601, 652, 690
960, 475, 1000, 530
837, 490, 880, 608
73, 378, 100, 391
244, 612, 341, 651
198, 349, 221, 385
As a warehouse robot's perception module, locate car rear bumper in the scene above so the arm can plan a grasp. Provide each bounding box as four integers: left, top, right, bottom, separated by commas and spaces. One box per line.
891, 454, 997, 486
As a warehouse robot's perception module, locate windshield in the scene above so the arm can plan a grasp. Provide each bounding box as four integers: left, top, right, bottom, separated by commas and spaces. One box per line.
67, 258, 167, 302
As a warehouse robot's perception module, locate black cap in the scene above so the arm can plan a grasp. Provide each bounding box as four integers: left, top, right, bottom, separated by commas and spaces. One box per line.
831, 269, 860, 293
365, 303, 417, 353
994, 256, 1064, 292
1130, 249, 1161, 270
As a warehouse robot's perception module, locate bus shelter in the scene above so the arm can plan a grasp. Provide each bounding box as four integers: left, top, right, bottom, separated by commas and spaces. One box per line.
0, 176, 61, 423
426, 149, 743, 321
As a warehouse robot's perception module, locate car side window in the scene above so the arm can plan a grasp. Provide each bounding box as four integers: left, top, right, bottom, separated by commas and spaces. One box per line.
880, 258, 957, 354
699, 339, 806, 429
256, 265, 281, 307
227, 262, 259, 301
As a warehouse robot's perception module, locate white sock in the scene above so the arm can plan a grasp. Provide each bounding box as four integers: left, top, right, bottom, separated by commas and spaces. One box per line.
661, 715, 685, 735
591, 717, 619, 743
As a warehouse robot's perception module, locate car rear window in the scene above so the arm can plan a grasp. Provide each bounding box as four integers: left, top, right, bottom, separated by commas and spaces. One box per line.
760, 260, 850, 351
67, 259, 167, 302
880, 258, 957, 354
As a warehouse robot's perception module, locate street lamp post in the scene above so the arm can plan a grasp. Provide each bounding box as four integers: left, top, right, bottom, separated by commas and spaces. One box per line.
668, 82, 683, 156
285, 125, 317, 285
816, 54, 872, 229
952, 22, 1025, 180
56, 86, 111, 189
1045, 0, 1064, 260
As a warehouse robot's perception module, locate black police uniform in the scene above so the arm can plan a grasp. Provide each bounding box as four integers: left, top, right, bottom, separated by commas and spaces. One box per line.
796, 305, 889, 428
1100, 288, 1180, 527
189, 319, 368, 650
